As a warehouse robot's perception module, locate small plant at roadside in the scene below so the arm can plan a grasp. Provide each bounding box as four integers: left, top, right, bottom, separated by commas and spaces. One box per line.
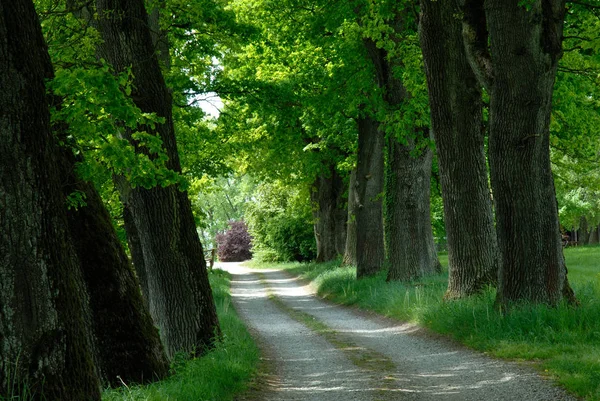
216, 220, 252, 262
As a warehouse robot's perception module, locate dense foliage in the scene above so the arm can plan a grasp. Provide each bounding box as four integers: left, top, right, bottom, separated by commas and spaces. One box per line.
245, 182, 316, 262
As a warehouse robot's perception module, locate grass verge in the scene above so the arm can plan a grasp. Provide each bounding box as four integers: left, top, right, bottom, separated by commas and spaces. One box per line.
246, 246, 600, 400
103, 269, 260, 401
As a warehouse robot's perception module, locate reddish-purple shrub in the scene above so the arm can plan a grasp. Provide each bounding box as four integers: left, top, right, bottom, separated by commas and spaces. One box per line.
216, 220, 253, 262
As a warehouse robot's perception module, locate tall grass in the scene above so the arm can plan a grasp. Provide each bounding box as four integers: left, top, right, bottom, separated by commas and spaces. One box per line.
103, 269, 259, 401
259, 247, 600, 400
0, 354, 36, 401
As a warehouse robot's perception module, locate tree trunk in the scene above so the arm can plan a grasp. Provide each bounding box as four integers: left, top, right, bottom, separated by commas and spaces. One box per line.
355, 115, 386, 277
0, 1, 101, 398
311, 165, 347, 262
419, 0, 498, 297
469, 0, 575, 305
62, 152, 169, 386
385, 134, 442, 281
578, 216, 590, 244
363, 37, 441, 281
342, 170, 358, 266
588, 225, 599, 244
95, 0, 220, 357
122, 201, 150, 306
147, 0, 170, 69
334, 176, 348, 257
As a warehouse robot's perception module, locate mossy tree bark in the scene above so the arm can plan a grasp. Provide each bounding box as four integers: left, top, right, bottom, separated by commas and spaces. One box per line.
464, 0, 576, 305
0, 0, 100, 398
311, 165, 347, 262
363, 35, 441, 281
61, 151, 169, 386
95, 0, 220, 357
419, 0, 498, 297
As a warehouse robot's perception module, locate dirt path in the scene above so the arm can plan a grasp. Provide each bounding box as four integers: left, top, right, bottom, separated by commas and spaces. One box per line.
219, 262, 576, 401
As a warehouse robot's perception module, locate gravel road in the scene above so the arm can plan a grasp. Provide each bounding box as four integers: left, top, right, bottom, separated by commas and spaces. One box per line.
218, 262, 577, 401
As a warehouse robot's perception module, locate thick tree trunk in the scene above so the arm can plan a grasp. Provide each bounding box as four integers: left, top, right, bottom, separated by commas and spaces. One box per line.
95, 0, 220, 357
419, 0, 498, 297
62, 152, 169, 386
342, 170, 358, 266
122, 202, 150, 306
385, 135, 442, 281
363, 37, 441, 281
311, 165, 347, 262
334, 178, 348, 256
0, 1, 101, 398
474, 0, 575, 305
355, 115, 386, 277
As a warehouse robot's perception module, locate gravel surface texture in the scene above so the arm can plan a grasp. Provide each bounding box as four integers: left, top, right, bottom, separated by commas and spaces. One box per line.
219, 262, 577, 401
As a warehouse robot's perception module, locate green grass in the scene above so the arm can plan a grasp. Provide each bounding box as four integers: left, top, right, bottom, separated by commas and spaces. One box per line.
102, 269, 260, 401
248, 247, 600, 400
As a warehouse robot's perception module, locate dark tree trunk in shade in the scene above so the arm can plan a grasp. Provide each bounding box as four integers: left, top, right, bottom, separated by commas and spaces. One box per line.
355, 114, 386, 277
363, 37, 441, 281
578, 216, 590, 244
342, 170, 358, 266
0, 1, 101, 398
61, 152, 169, 386
419, 0, 498, 297
588, 226, 599, 245
385, 135, 442, 281
95, 0, 220, 357
311, 165, 347, 262
465, 0, 575, 305
122, 201, 150, 307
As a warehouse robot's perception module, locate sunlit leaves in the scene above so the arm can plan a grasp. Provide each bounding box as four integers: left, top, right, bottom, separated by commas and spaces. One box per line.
35, 0, 187, 191
551, 3, 600, 229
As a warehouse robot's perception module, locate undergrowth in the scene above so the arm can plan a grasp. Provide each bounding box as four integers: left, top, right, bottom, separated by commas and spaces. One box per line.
102, 269, 259, 401
247, 247, 600, 400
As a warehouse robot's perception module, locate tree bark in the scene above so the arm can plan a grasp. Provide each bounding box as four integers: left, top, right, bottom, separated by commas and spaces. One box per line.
588, 225, 599, 244
471, 0, 575, 305
342, 170, 358, 266
355, 114, 386, 277
61, 152, 169, 386
0, 1, 101, 398
578, 216, 590, 244
95, 0, 220, 357
311, 165, 347, 262
122, 201, 150, 306
385, 134, 442, 281
419, 0, 498, 297
362, 36, 441, 281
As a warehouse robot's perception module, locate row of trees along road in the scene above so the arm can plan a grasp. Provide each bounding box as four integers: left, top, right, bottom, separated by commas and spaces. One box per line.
0, 0, 221, 398
218, 0, 599, 304
2, 0, 599, 398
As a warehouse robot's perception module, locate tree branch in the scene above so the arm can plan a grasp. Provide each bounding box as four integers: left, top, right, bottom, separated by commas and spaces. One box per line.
461, 0, 494, 91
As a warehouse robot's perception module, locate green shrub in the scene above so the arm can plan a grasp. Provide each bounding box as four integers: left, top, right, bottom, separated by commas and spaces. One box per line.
245, 182, 316, 262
